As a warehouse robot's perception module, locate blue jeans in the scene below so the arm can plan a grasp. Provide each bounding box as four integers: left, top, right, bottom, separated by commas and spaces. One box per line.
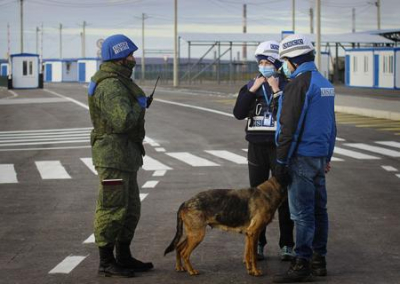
288, 156, 328, 260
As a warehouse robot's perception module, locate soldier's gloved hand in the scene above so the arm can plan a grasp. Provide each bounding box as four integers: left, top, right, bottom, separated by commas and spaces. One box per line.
274, 164, 290, 188
146, 95, 153, 108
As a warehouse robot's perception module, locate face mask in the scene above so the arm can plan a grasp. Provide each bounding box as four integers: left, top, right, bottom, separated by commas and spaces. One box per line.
258, 65, 275, 78
125, 59, 136, 70
282, 61, 292, 78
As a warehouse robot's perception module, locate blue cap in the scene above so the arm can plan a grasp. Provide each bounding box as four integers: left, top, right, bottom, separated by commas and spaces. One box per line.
101, 34, 138, 62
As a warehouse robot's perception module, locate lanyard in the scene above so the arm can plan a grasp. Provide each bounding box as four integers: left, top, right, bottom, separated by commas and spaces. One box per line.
261, 84, 273, 107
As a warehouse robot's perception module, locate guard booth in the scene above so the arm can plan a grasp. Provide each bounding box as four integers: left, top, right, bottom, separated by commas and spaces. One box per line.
1, 63, 8, 76
77, 58, 100, 83
10, 53, 41, 89
345, 47, 399, 89
43, 59, 78, 82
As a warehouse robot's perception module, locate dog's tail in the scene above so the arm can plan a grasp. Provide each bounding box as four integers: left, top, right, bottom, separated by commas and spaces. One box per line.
164, 202, 185, 256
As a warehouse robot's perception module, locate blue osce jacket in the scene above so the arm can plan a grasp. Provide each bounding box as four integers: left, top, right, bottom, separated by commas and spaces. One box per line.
275, 61, 336, 165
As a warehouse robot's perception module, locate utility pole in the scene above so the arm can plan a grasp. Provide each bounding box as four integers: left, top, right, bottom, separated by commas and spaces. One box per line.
82, 21, 86, 58
59, 23, 63, 59
352, 8, 356, 33
173, 0, 178, 87
40, 23, 43, 74
292, 0, 295, 32
36, 27, 40, 54
242, 4, 247, 61
315, 0, 321, 70
309, 8, 314, 34
141, 13, 148, 81
7, 23, 11, 78
20, 0, 24, 53
375, 0, 381, 30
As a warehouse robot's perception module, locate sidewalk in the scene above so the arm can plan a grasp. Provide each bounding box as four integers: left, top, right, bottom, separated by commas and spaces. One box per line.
148, 81, 400, 121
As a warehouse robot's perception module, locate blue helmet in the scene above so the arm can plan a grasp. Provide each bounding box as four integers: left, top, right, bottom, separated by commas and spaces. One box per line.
101, 34, 138, 62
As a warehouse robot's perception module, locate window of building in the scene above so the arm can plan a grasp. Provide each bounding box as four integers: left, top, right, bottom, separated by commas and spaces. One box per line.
353, 56, 357, 73
22, 60, 28, 76
29, 61, 33, 75
389, 55, 394, 74
364, 56, 368, 73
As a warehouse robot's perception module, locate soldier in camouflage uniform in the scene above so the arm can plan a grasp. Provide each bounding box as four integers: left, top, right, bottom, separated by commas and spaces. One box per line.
88, 34, 153, 278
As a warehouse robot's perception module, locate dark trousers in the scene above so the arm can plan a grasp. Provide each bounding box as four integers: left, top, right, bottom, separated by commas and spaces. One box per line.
247, 142, 295, 248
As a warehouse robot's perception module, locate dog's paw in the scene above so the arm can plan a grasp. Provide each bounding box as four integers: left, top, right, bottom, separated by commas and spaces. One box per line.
175, 265, 186, 272
189, 269, 199, 276
248, 269, 263, 277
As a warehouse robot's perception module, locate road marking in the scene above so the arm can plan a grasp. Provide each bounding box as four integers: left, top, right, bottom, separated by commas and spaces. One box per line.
242, 149, 248, 152
81, 158, 97, 175
0, 135, 89, 143
153, 170, 166, 177
155, 98, 234, 117
0, 133, 89, 140
83, 234, 95, 244
166, 152, 220, 167
205, 150, 247, 164
396, 174, 400, 179
336, 137, 346, 141
35, 161, 71, 179
333, 147, 380, 160
144, 136, 160, 147
330, 157, 344, 162
375, 141, 400, 149
48, 255, 87, 274
44, 89, 89, 110
0, 145, 91, 152
0, 164, 18, 183
0, 139, 89, 147
0, 127, 92, 135
142, 180, 159, 188
155, 147, 166, 152
344, 143, 400, 157
381, 165, 398, 172
140, 193, 148, 201
143, 155, 172, 171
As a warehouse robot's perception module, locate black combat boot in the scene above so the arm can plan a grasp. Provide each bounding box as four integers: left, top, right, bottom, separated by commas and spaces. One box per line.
98, 244, 135, 278
273, 258, 313, 283
116, 242, 154, 272
312, 253, 327, 276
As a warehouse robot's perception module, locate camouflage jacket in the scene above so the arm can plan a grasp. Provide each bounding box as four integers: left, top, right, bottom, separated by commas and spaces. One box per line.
88, 62, 146, 172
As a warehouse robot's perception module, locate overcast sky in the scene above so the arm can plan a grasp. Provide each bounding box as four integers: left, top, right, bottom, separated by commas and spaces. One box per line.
0, 0, 399, 60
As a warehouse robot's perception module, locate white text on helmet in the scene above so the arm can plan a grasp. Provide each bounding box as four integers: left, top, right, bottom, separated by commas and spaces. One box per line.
283, 39, 304, 49
112, 42, 130, 54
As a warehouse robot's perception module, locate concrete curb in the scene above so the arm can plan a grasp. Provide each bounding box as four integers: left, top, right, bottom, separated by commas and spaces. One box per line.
335, 105, 400, 121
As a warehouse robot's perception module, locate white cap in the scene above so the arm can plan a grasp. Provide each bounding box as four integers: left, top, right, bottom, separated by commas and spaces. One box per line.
254, 41, 280, 63
279, 34, 314, 59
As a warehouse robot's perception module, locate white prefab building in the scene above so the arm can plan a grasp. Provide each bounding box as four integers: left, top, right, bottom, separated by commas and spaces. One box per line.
1, 63, 9, 76
10, 53, 40, 88
44, 59, 78, 82
77, 58, 100, 83
320, 52, 330, 79
345, 48, 400, 89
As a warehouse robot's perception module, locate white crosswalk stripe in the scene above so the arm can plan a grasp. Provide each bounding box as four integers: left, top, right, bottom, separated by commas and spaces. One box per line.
333, 147, 380, 160
35, 161, 71, 179
205, 150, 248, 164
142, 155, 172, 171
375, 141, 400, 149
80, 158, 97, 175
166, 152, 220, 167
49, 255, 87, 274
345, 143, 400, 158
0, 164, 18, 184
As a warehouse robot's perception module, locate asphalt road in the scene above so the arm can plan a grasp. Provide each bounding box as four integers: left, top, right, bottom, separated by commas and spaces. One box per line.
0, 83, 399, 284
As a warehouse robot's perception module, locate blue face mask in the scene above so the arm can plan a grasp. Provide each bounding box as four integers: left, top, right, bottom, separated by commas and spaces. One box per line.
258, 65, 275, 78
282, 61, 292, 78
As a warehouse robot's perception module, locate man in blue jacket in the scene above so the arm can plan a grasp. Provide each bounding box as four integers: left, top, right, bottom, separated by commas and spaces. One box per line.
269, 34, 336, 283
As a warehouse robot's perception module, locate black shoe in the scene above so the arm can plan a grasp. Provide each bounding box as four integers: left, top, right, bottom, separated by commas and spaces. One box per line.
312, 253, 327, 276
98, 245, 135, 278
257, 244, 265, 261
273, 258, 313, 283
116, 242, 154, 272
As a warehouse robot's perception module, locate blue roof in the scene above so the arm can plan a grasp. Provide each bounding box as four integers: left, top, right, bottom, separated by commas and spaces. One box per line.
11, 53, 39, 58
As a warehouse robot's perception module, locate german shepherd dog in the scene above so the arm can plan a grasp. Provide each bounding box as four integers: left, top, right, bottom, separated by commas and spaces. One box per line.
164, 177, 286, 276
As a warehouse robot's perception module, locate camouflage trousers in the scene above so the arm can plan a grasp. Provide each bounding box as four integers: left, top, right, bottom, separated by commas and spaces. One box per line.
94, 167, 141, 247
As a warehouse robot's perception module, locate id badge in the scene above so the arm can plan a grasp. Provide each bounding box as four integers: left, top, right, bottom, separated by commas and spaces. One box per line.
263, 112, 273, 127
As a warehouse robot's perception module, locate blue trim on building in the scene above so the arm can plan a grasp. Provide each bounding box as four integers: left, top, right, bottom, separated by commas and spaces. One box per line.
78, 62, 86, 82
10, 53, 39, 58
345, 55, 350, 86
374, 54, 379, 87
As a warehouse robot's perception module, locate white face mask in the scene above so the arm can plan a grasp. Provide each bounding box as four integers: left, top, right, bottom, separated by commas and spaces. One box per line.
258, 65, 275, 78
282, 61, 292, 78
